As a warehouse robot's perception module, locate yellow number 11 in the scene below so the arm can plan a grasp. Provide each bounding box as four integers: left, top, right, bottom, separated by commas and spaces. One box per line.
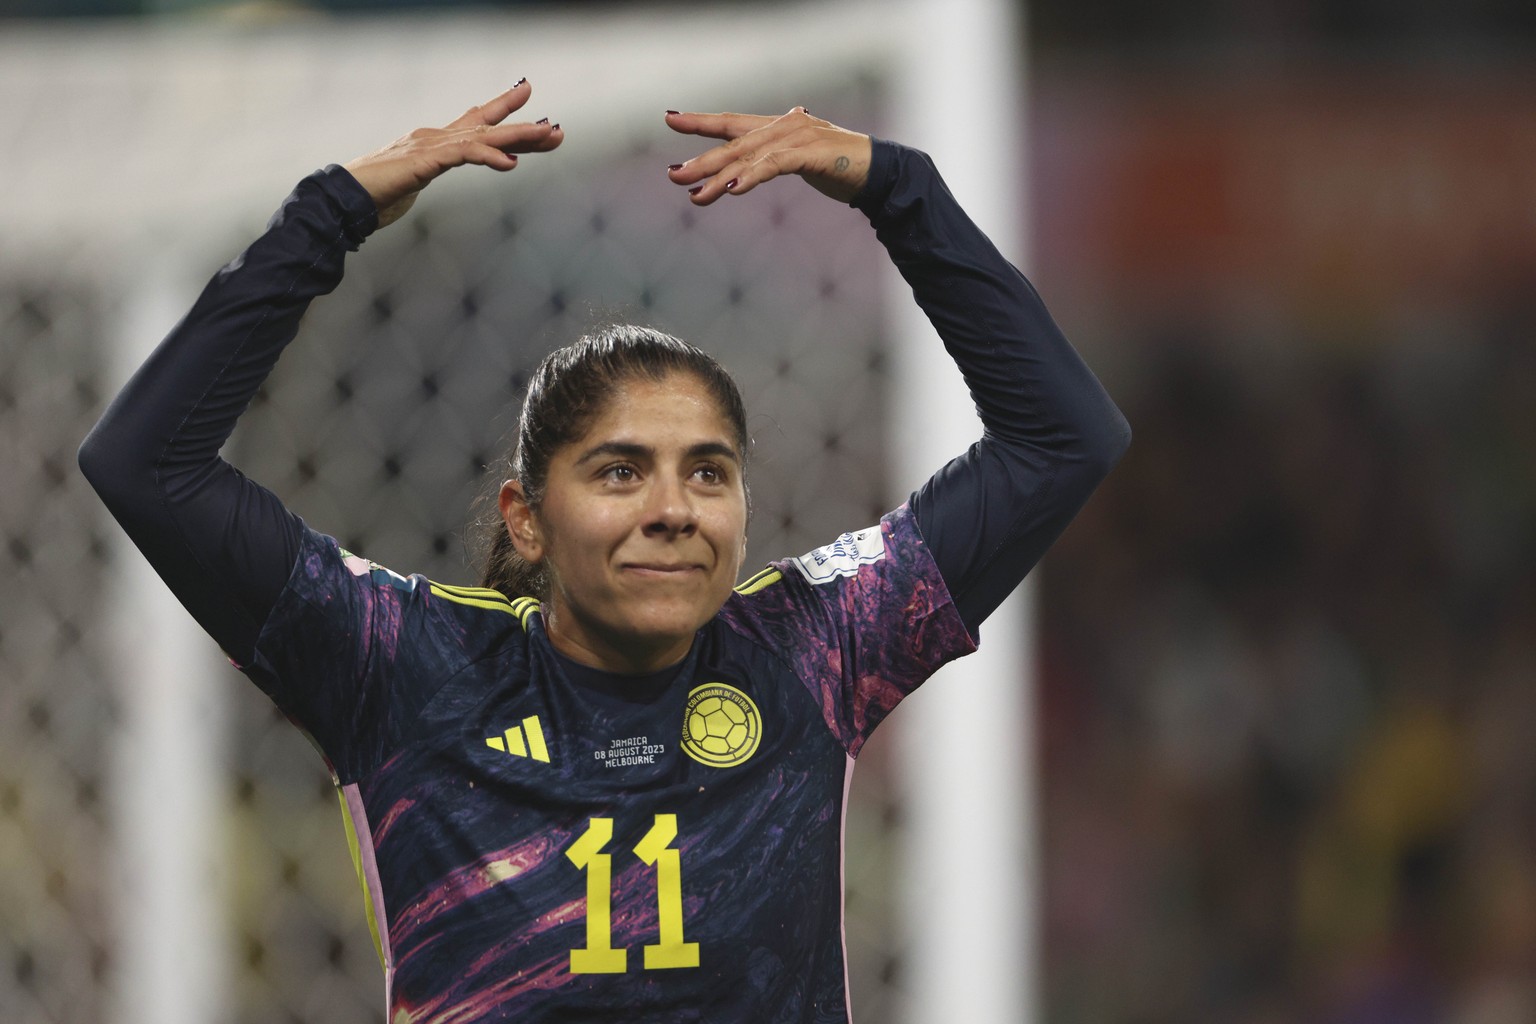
566, 814, 700, 974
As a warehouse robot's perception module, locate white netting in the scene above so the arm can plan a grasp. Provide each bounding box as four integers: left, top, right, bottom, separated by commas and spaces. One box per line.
0, 7, 968, 1021
0, 278, 117, 1024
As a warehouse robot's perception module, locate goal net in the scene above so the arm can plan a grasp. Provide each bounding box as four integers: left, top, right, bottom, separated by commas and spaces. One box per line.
0, 3, 1027, 1021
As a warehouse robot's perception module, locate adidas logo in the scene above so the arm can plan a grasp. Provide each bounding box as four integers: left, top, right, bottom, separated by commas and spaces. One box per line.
486, 716, 551, 763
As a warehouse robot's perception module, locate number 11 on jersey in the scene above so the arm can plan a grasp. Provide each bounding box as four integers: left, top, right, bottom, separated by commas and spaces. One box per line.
566, 813, 700, 973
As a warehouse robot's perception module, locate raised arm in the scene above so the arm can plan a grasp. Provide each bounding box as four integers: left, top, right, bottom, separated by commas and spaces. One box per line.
665, 108, 1130, 634
78, 83, 564, 664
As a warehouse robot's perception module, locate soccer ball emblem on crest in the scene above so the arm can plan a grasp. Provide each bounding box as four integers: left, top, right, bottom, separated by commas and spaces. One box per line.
681, 683, 761, 767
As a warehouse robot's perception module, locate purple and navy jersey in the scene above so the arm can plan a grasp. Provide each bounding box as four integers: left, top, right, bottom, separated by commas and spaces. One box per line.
249, 503, 973, 1023
80, 133, 1129, 1024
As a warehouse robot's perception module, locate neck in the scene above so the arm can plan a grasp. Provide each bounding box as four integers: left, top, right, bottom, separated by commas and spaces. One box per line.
543, 608, 692, 675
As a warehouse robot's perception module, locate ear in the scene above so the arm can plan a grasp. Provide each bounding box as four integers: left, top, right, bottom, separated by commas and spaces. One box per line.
498, 479, 544, 564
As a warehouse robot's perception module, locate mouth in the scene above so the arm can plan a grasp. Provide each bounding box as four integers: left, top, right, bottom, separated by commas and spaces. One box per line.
622, 563, 705, 577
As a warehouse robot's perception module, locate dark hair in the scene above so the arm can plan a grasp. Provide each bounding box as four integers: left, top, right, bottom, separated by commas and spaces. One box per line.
475, 325, 749, 601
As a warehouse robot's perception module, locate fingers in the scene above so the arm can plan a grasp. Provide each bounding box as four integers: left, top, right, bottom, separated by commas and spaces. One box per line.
461, 148, 518, 172
448, 79, 533, 129
667, 107, 842, 206
675, 128, 821, 205
470, 119, 564, 156
439, 81, 563, 165
346, 83, 565, 228
664, 110, 777, 141
432, 122, 563, 177
441, 80, 564, 153
395, 121, 561, 179
666, 109, 811, 194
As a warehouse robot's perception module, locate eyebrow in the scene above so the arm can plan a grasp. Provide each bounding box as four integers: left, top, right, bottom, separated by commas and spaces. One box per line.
573, 440, 741, 466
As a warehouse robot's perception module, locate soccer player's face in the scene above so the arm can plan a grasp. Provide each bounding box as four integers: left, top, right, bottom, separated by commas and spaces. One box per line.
511, 373, 748, 673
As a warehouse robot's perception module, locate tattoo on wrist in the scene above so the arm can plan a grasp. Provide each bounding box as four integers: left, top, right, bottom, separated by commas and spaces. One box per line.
834, 156, 850, 173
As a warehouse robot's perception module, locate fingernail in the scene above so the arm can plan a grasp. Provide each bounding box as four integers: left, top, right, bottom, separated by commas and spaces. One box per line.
536, 117, 550, 125
513, 77, 527, 87
550, 123, 561, 131
725, 178, 738, 191
666, 109, 680, 116
688, 185, 703, 196
668, 163, 684, 171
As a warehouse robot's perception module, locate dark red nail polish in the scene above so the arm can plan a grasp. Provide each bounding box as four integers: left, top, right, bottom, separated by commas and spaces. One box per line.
513, 77, 527, 87
668, 163, 684, 171
688, 185, 703, 196
536, 117, 550, 125
550, 123, 561, 131
667, 109, 680, 116
725, 178, 739, 191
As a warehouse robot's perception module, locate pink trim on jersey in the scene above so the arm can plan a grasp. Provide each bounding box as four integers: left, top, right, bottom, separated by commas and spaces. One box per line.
342, 783, 394, 1010
839, 752, 856, 1024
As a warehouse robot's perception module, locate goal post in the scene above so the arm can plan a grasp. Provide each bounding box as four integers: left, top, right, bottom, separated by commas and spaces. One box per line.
885, 1, 1033, 1021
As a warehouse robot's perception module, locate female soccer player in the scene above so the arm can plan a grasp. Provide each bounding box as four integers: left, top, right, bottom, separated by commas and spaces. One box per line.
81, 82, 1128, 1023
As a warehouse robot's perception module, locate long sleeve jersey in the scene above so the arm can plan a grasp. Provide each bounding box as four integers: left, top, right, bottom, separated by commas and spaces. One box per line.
80, 140, 1128, 1024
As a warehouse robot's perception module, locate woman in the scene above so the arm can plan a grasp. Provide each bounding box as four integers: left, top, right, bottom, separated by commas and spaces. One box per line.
80, 82, 1128, 1023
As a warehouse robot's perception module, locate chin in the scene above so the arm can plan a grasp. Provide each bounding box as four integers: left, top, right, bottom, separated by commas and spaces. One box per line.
622, 600, 716, 642
629, 608, 710, 639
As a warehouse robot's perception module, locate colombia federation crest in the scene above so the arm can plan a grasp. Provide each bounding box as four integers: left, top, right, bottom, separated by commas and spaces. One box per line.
681, 683, 762, 767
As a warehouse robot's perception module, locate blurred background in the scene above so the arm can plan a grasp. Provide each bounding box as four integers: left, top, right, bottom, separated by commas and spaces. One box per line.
2, 1, 1533, 1023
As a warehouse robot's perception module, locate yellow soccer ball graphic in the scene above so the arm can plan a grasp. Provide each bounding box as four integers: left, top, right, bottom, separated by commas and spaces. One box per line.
682, 684, 761, 767
688, 696, 748, 755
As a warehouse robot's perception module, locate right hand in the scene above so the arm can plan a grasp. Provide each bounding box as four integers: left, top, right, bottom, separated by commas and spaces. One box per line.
664, 106, 871, 206
343, 81, 564, 229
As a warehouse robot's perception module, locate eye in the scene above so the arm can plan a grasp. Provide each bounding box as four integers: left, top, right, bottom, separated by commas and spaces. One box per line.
692, 463, 727, 486
600, 463, 639, 484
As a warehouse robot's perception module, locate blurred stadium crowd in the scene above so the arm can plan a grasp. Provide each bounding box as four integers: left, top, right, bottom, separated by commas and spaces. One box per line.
1032, 63, 1536, 1024
1042, 314, 1534, 1023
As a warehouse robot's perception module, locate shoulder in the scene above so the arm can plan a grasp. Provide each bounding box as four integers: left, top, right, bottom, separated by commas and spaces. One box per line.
715, 506, 975, 755
719, 505, 958, 641
271, 525, 535, 655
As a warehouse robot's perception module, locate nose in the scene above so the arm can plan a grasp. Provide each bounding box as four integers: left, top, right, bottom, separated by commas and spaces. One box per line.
641, 473, 698, 539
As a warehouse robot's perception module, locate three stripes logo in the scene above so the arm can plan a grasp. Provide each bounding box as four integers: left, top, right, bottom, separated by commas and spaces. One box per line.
486, 715, 551, 763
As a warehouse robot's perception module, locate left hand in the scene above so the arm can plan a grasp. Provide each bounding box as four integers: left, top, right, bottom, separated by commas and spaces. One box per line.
343, 81, 563, 229
664, 107, 871, 206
